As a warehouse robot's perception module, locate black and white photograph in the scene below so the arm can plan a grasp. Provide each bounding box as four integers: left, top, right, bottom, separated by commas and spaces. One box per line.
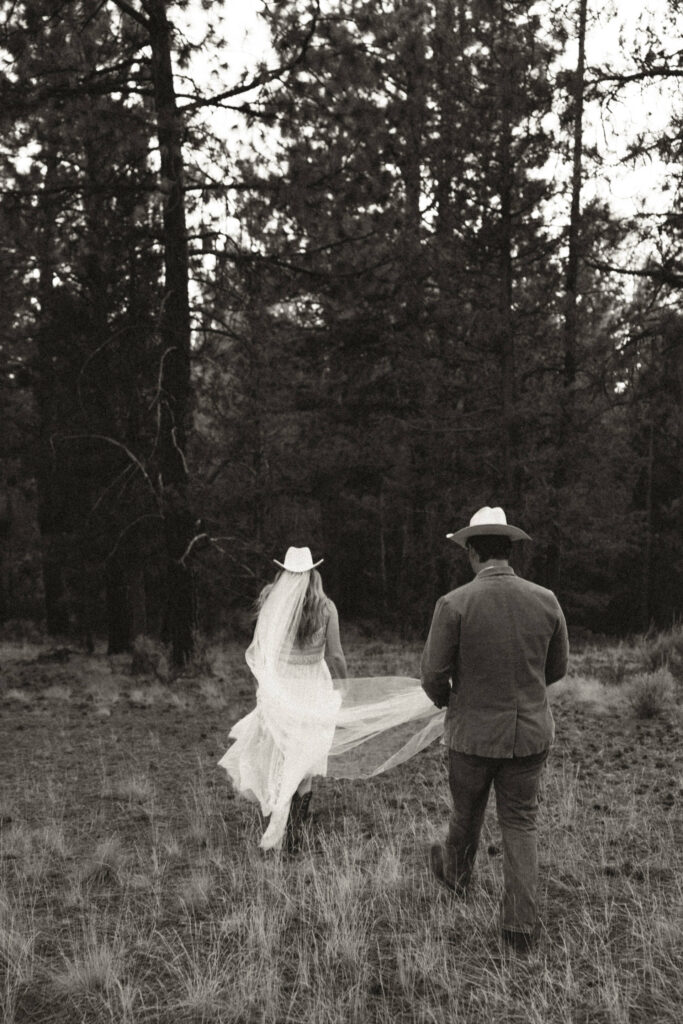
1, 1, 681, 1021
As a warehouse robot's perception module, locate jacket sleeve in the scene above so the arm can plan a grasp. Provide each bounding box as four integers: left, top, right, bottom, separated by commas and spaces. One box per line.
421, 597, 459, 709
325, 601, 348, 679
545, 602, 569, 685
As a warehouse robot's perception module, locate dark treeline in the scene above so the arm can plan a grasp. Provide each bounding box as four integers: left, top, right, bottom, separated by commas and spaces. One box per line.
1, 0, 681, 661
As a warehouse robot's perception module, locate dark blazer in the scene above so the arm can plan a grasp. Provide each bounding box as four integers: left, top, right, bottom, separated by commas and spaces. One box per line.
421, 565, 569, 757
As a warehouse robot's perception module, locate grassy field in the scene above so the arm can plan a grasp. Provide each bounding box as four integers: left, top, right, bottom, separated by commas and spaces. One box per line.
1, 628, 682, 1023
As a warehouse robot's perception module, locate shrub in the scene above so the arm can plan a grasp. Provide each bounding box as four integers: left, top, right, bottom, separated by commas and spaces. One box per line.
601, 648, 629, 685
626, 668, 676, 719
0, 619, 44, 643
643, 623, 683, 679
185, 630, 215, 677
130, 635, 169, 682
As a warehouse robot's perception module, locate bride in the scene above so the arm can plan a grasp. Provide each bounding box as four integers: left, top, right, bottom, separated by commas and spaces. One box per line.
218, 547, 445, 851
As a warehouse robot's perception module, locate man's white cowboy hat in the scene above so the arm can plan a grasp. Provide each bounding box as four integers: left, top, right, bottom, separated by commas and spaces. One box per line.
273, 546, 324, 573
447, 506, 532, 548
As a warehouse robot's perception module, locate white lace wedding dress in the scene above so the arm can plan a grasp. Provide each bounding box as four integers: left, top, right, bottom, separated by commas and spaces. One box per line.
218, 573, 445, 849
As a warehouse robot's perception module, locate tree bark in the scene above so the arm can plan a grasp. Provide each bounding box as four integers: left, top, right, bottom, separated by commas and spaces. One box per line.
400, 2, 425, 346
640, 419, 654, 632
144, 0, 195, 664
499, 37, 516, 506
107, 561, 131, 654
547, 0, 587, 595
0, 487, 10, 621
128, 563, 148, 640
397, 2, 427, 627
432, 0, 468, 369
36, 147, 71, 637
563, 0, 587, 390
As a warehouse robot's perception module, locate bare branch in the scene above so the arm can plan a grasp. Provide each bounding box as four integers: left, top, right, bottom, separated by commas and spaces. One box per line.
179, 532, 234, 566
106, 513, 164, 562
55, 432, 159, 503
148, 344, 177, 410
88, 462, 136, 516
180, 531, 209, 564
171, 425, 189, 477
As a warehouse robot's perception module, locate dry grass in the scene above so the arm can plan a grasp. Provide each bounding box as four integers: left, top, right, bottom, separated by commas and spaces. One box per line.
0, 632, 682, 1023
103, 771, 157, 806
3, 689, 33, 706
80, 835, 129, 886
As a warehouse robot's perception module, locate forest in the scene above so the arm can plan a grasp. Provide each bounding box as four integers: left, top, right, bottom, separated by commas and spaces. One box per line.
1, 0, 682, 664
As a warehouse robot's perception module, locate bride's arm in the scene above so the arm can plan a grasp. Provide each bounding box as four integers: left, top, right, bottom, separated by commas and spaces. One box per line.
324, 601, 348, 679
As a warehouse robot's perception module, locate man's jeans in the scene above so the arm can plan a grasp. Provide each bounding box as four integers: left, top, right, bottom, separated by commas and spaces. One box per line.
445, 748, 548, 935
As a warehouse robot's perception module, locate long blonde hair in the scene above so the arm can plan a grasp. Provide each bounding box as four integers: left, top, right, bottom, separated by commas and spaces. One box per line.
256, 569, 329, 646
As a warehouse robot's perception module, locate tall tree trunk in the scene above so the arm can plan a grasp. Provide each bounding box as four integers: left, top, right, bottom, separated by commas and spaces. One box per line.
497, 24, 517, 507
379, 488, 388, 614
0, 486, 10, 621
675, 334, 683, 617
640, 419, 654, 631
547, 0, 587, 595
244, 265, 268, 548
107, 560, 131, 653
433, 0, 457, 314
128, 561, 148, 640
400, 2, 425, 347
397, 1, 426, 626
432, 0, 468, 368
36, 149, 70, 636
563, 0, 587, 390
145, 0, 195, 664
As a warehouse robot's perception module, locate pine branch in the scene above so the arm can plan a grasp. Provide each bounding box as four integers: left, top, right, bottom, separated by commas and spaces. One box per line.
1, 78, 154, 117
110, 0, 150, 31
585, 258, 683, 288
80, 0, 109, 31
180, 1, 321, 113
589, 63, 683, 87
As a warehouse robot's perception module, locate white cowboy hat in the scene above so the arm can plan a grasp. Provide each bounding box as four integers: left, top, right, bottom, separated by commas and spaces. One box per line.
447, 506, 532, 547
273, 546, 324, 573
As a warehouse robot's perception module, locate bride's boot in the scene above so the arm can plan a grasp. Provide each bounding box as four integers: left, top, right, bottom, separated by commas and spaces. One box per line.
284, 787, 313, 854
298, 791, 312, 822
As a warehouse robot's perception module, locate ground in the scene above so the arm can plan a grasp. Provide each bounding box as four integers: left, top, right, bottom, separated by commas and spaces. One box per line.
1, 633, 682, 1023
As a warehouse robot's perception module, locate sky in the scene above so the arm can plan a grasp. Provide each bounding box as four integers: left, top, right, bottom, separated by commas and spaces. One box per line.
182, 0, 680, 216
580, 2, 678, 216
172, 0, 681, 273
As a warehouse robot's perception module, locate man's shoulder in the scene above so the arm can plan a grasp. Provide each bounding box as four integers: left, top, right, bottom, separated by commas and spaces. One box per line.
440, 574, 561, 606
439, 580, 478, 607
512, 575, 561, 603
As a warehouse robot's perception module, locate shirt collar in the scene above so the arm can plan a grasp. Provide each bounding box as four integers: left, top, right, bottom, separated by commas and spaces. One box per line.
476, 564, 515, 578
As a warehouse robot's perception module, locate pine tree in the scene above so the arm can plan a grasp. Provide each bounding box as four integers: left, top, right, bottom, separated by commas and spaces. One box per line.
226, 0, 563, 624
1, 1, 166, 647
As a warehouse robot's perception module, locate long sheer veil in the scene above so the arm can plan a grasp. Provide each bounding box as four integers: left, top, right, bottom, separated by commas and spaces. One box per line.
245, 570, 311, 675
328, 676, 445, 779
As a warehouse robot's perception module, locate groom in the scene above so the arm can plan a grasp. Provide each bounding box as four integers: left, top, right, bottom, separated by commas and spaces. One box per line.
421, 507, 568, 953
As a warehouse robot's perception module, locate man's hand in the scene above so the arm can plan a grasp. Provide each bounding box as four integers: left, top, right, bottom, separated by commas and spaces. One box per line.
421, 596, 459, 710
